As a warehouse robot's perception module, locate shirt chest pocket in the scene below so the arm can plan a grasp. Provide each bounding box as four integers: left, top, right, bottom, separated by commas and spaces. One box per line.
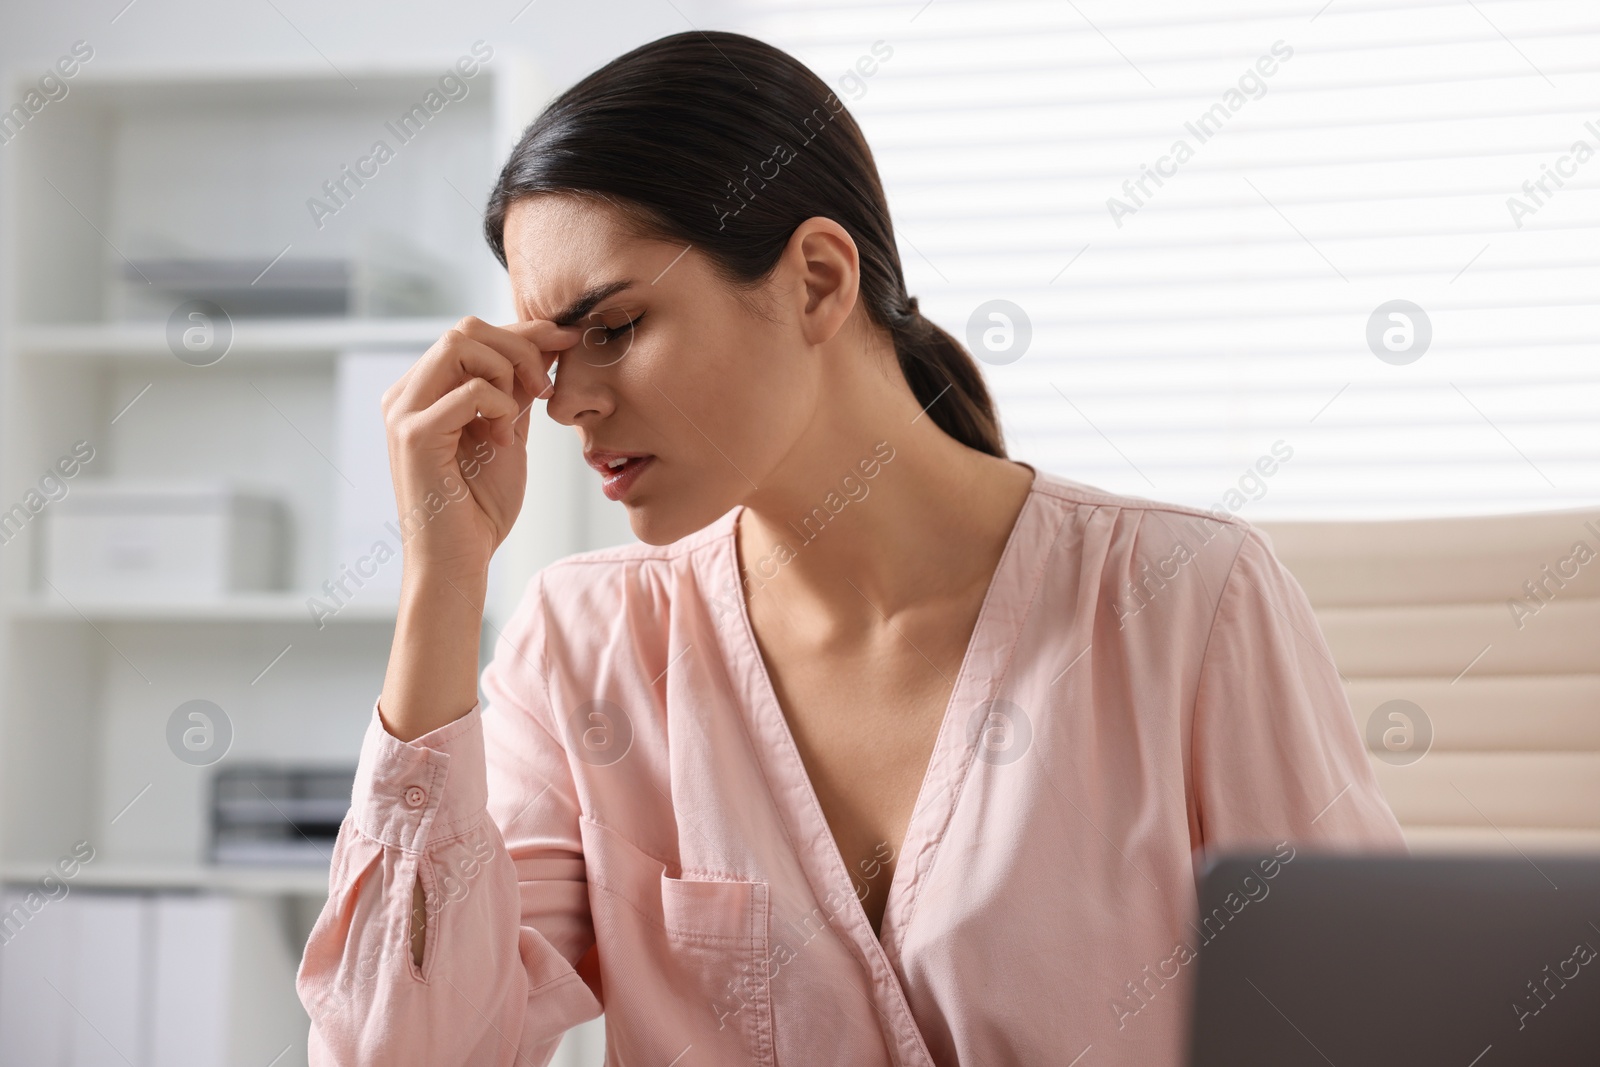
579, 814, 776, 1065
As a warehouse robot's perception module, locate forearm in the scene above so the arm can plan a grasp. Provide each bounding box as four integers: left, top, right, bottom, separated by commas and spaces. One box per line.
380, 565, 489, 743
299, 661, 603, 1062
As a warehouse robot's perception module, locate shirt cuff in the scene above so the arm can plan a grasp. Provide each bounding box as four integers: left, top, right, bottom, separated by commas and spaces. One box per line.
349, 695, 488, 851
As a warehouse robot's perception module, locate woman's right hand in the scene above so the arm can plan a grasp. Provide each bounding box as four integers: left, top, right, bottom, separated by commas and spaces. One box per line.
380, 315, 582, 582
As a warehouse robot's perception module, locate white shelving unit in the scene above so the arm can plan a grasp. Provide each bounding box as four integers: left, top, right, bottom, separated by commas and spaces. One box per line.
0, 858, 334, 896
0, 53, 619, 1066
13, 316, 459, 362
0, 56, 536, 891
5, 592, 402, 623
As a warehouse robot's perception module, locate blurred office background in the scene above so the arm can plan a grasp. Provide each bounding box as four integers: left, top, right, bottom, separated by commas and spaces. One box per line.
0, 1, 1594, 1063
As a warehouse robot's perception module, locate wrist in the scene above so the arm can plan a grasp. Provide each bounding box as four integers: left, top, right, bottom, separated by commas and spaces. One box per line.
384, 571, 489, 743
400, 562, 489, 603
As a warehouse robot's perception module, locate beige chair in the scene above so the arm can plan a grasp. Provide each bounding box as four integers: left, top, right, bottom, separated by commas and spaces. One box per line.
1257, 507, 1600, 854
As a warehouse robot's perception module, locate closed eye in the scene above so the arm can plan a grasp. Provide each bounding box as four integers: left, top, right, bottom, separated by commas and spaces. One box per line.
602, 313, 644, 339
569, 310, 643, 368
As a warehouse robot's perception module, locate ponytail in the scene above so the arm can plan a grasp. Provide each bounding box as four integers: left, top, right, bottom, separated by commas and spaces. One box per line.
885, 297, 1007, 459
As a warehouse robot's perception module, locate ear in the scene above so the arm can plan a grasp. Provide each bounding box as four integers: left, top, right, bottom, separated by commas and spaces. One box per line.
781, 216, 861, 346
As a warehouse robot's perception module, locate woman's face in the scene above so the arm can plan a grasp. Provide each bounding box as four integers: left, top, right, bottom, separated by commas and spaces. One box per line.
502, 194, 819, 546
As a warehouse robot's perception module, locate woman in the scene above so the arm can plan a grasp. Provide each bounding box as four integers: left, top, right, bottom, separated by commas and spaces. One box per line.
296, 30, 1404, 1067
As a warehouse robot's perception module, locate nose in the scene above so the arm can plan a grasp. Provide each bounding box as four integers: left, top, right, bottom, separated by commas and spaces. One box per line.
542, 349, 617, 427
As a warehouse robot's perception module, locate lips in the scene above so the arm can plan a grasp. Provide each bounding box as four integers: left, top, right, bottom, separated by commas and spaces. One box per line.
586, 450, 657, 502
584, 448, 655, 475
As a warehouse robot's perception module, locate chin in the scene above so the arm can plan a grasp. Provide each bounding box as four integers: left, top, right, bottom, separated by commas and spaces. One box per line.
622, 483, 737, 547
623, 499, 708, 547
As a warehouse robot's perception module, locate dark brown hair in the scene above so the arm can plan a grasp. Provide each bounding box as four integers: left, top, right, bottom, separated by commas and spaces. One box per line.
484, 30, 1006, 458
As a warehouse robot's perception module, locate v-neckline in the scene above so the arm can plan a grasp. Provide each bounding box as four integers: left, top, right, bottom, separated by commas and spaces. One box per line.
716, 462, 1045, 1022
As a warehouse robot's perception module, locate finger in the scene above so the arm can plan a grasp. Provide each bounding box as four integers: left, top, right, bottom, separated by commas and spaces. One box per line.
397, 333, 520, 418
503, 316, 585, 351
467, 316, 583, 394
480, 329, 550, 445
500, 365, 538, 447
453, 315, 572, 395
380, 359, 420, 418
415, 377, 522, 450
511, 374, 539, 444
502, 318, 585, 391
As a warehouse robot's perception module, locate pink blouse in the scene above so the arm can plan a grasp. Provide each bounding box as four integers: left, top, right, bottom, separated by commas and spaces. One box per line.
296, 464, 1406, 1066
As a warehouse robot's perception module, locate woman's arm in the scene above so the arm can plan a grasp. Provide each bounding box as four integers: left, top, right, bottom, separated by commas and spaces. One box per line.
295, 599, 604, 1066
294, 317, 600, 1064
374, 314, 573, 743
1189, 525, 1407, 860
385, 569, 488, 970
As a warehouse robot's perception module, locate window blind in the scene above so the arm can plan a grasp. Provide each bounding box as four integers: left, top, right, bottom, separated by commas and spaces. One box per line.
727, 0, 1600, 519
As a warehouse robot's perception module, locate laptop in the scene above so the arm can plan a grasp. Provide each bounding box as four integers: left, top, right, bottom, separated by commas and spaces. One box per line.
1185, 852, 1600, 1066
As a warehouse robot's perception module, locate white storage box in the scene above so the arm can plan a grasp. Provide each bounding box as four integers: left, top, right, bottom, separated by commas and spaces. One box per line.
43, 481, 286, 603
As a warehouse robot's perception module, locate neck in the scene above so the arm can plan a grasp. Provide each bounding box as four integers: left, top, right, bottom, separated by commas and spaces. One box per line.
734, 358, 1034, 623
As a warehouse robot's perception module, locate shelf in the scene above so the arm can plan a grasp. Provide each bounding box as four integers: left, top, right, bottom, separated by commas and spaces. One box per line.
6, 592, 398, 623
11, 317, 457, 362
1, 860, 330, 896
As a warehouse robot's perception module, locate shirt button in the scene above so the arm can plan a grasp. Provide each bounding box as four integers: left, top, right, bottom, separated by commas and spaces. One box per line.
403, 785, 427, 808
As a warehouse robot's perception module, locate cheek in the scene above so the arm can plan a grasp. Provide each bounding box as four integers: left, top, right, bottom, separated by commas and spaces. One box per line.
645, 328, 810, 465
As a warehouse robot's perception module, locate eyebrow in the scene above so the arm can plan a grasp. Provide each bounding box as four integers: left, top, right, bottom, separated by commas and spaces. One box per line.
548, 280, 636, 327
